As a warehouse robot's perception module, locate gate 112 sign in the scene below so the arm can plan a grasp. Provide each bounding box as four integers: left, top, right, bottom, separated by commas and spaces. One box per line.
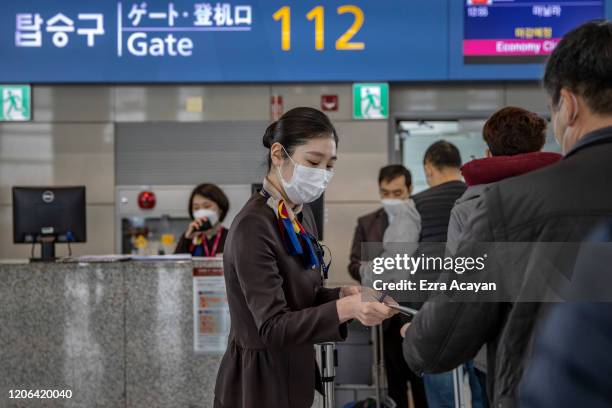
15, 3, 367, 57
1, 1, 450, 82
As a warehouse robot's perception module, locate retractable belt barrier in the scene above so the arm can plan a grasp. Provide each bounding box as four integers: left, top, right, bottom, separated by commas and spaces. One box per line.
315, 342, 337, 408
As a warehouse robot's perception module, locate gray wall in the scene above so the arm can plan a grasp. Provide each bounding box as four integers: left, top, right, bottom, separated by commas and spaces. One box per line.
0, 82, 550, 285
115, 121, 269, 185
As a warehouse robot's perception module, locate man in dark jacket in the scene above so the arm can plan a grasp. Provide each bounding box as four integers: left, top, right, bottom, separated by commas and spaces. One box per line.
413, 140, 467, 243
402, 20, 612, 408
520, 223, 612, 408
410, 141, 468, 407
446, 108, 562, 405
348, 165, 427, 408
349, 165, 416, 282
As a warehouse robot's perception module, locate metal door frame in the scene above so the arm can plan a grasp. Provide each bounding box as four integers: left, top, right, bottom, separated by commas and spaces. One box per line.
387, 110, 498, 164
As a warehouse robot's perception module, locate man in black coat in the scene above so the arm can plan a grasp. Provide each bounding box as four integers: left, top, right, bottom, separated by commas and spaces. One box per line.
348, 165, 415, 282
401, 20, 612, 408
410, 141, 479, 408
348, 165, 428, 408
412, 140, 466, 244
520, 223, 612, 408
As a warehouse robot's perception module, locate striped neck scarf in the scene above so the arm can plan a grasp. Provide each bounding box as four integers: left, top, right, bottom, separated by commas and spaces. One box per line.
261, 178, 320, 270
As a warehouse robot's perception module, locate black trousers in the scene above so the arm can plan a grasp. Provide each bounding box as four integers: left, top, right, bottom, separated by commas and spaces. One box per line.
383, 314, 428, 408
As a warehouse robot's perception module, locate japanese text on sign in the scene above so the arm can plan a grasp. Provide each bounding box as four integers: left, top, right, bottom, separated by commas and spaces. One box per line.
15, 2, 253, 57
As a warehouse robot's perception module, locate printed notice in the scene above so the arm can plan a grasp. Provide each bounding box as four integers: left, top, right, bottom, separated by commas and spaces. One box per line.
193, 258, 230, 354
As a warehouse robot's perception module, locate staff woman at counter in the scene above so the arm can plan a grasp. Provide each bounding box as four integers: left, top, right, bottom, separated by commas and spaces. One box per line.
214, 107, 395, 408
175, 183, 229, 257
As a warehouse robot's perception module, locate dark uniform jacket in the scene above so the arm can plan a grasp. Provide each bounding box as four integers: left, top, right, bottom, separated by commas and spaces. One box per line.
403, 126, 612, 408
214, 192, 347, 408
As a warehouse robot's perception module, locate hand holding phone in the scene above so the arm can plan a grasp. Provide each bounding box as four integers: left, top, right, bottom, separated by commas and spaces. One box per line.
185, 217, 212, 239
196, 218, 213, 232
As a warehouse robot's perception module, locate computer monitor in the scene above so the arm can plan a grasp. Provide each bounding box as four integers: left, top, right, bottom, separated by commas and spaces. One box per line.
12, 186, 86, 262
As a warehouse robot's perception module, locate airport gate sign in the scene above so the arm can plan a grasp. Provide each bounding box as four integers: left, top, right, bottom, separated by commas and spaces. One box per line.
352, 83, 388, 120
0, 85, 31, 121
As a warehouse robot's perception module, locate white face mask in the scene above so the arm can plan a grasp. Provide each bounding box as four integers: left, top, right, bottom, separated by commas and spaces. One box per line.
381, 198, 408, 217
193, 208, 219, 226
277, 146, 334, 204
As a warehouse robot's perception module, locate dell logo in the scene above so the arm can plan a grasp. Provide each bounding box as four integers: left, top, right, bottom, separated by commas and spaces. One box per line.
42, 190, 55, 203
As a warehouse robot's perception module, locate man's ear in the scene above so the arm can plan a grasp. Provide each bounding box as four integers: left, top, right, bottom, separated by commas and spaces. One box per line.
423, 162, 433, 178
559, 89, 580, 126
408, 185, 413, 195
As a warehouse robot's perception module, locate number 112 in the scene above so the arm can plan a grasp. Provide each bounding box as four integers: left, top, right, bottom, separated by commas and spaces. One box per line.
273, 5, 365, 51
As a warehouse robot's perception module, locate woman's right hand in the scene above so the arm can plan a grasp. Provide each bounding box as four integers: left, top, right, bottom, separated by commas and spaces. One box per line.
185, 218, 208, 239
336, 294, 396, 326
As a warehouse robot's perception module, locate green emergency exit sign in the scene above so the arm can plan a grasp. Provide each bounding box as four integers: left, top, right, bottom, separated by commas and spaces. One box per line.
353, 83, 389, 120
0, 85, 31, 121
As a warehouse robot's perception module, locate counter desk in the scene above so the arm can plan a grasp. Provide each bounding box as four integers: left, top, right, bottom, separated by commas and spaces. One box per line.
0, 259, 225, 408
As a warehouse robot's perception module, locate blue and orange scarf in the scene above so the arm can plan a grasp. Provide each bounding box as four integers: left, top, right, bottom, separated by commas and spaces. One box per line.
261, 179, 321, 271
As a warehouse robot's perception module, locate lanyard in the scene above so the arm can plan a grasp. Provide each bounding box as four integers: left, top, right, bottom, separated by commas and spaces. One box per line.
200, 229, 223, 257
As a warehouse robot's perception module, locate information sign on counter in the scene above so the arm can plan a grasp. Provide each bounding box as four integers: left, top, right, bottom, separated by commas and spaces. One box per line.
193, 258, 230, 354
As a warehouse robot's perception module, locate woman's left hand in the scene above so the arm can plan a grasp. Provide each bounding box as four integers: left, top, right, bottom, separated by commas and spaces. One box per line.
340, 285, 362, 298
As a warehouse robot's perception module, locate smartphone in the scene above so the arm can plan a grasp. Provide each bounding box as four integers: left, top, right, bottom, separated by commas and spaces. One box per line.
384, 303, 419, 317
196, 219, 212, 232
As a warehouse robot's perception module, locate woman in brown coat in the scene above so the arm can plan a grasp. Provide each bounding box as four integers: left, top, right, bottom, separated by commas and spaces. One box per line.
214, 107, 396, 408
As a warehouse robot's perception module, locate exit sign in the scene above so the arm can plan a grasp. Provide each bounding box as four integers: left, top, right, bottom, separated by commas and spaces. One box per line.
0, 85, 31, 121
353, 83, 389, 120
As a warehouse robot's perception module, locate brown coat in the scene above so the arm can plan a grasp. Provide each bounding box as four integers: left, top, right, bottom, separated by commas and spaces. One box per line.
348, 208, 388, 282
214, 193, 347, 408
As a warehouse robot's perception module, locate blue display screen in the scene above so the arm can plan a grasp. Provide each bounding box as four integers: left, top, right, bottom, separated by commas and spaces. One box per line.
463, 0, 604, 63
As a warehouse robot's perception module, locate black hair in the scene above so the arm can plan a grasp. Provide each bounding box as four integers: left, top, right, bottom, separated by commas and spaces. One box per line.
543, 20, 612, 114
263, 107, 338, 170
423, 140, 462, 169
378, 165, 412, 189
188, 183, 229, 222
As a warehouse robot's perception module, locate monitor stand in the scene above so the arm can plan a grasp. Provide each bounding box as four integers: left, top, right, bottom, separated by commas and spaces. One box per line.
31, 236, 56, 262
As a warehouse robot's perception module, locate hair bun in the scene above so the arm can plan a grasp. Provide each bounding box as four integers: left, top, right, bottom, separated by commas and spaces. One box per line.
263, 122, 276, 148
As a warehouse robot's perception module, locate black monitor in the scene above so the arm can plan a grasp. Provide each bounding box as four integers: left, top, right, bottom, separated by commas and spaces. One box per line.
12, 186, 86, 262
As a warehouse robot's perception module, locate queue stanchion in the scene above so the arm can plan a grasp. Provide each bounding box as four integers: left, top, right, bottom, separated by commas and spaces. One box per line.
374, 323, 386, 408
316, 342, 337, 408
314, 240, 339, 408
372, 324, 380, 408
452, 365, 467, 408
